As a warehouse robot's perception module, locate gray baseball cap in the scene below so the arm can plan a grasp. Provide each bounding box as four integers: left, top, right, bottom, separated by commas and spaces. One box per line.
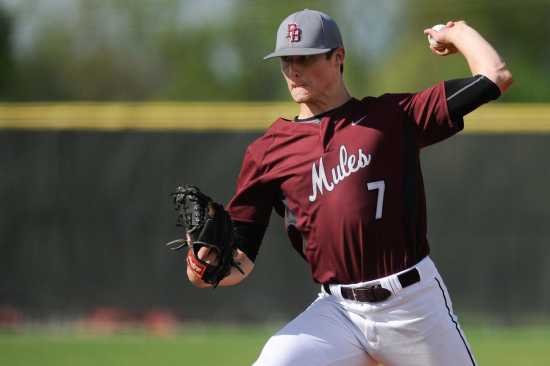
264, 9, 343, 60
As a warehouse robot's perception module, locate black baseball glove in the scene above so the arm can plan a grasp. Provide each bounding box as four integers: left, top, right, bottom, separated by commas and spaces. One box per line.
165, 185, 243, 287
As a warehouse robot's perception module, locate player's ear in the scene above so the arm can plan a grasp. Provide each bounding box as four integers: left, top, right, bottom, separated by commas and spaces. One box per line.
334, 48, 345, 69
334, 47, 346, 73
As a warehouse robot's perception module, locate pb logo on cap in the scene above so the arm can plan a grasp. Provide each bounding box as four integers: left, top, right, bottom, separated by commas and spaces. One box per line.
287, 23, 301, 43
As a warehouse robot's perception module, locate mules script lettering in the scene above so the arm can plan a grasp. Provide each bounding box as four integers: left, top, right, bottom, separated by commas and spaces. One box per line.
308, 145, 371, 202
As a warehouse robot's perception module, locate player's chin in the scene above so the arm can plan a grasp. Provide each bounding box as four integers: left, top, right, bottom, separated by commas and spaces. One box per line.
290, 89, 313, 103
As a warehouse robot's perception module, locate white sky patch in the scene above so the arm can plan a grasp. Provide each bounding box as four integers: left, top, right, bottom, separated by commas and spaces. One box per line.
0, 0, 239, 57
208, 42, 241, 83
0, 0, 80, 55
336, 0, 403, 62
176, 0, 238, 29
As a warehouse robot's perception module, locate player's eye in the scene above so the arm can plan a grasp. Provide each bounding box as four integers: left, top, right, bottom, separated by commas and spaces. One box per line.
282, 56, 310, 64
280, 55, 319, 70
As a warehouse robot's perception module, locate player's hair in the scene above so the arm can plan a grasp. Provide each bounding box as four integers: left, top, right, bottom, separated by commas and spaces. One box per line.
326, 48, 344, 74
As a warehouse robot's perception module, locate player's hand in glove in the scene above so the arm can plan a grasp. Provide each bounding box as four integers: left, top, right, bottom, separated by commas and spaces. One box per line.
165, 185, 244, 288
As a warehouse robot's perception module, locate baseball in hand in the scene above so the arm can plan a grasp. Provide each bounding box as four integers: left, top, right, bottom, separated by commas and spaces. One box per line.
427, 24, 446, 48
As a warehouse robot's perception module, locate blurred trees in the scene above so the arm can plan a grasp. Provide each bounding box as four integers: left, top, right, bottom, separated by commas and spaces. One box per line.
0, 7, 13, 99
0, 0, 547, 102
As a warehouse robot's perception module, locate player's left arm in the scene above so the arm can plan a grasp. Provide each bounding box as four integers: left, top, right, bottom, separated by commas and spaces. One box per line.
424, 20, 513, 93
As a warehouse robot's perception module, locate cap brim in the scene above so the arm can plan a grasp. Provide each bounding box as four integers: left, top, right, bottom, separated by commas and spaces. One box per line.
263, 47, 332, 60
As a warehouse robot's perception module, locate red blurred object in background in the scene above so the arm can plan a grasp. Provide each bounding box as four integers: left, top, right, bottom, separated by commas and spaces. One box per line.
0, 306, 23, 329
84, 307, 131, 334
143, 309, 179, 336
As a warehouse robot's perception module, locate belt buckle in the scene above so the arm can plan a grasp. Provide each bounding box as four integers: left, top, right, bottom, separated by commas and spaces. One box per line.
353, 284, 391, 303
351, 288, 358, 302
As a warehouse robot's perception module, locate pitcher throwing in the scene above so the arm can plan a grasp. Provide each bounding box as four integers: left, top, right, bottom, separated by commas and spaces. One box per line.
179, 9, 512, 366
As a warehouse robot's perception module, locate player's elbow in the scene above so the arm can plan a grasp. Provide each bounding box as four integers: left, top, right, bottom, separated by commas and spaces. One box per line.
496, 68, 513, 93
485, 63, 513, 94
480, 63, 513, 94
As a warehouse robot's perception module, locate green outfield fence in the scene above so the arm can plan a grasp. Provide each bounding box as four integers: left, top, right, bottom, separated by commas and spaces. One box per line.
0, 103, 549, 324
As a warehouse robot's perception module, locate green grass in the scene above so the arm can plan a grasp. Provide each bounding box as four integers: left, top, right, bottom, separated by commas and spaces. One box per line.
0, 324, 549, 365
0, 325, 271, 366
467, 326, 550, 365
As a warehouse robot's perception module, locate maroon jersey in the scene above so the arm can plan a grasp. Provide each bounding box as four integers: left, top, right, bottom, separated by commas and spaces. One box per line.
227, 82, 463, 284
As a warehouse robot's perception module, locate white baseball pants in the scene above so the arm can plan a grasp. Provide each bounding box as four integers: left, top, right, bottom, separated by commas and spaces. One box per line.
253, 256, 476, 366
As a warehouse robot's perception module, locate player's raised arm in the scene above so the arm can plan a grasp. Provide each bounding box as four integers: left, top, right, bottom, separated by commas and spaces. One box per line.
424, 20, 513, 93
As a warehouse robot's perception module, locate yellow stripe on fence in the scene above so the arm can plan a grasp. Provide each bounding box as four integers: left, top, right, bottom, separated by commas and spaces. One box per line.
0, 102, 548, 133
464, 104, 550, 133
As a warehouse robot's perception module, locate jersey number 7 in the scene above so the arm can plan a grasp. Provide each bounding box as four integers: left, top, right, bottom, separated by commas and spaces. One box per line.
367, 180, 385, 220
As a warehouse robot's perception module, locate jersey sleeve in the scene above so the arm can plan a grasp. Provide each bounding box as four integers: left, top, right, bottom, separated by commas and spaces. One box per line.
394, 81, 464, 148
226, 144, 275, 226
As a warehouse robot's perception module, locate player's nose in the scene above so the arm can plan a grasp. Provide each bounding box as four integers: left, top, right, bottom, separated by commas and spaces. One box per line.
286, 62, 302, 79
282, 70, 301, 83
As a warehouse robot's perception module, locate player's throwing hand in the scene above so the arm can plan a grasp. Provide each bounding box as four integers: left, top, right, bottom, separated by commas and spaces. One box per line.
423, 20, 463, 56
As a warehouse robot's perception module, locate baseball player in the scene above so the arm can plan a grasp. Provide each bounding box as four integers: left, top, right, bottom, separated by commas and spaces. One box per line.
183, 9, 512, 366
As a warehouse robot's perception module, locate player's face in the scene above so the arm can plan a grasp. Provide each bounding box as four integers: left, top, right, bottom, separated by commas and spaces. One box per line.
280, 50, 342, 104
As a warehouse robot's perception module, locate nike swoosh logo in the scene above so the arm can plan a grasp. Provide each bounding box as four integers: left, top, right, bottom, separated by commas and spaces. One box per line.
351, 116, 367, 126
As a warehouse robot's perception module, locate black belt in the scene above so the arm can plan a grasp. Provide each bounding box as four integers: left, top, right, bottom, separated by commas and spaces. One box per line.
322, 267, 421, 303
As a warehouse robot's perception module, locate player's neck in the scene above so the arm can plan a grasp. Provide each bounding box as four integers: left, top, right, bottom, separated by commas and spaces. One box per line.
297, 84, 351, 119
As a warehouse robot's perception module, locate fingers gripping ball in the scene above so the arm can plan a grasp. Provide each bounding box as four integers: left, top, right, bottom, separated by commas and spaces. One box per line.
427, 24, 446, 48
165, 185, 243, 287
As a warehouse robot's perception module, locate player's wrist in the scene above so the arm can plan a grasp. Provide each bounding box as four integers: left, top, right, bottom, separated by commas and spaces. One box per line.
446, 22, 482, 53
186, 265, 213, 288
442, 22, 464, 45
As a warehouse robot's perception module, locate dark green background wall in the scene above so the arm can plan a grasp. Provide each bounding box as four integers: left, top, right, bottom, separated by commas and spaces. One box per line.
1, 131, 548, 322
